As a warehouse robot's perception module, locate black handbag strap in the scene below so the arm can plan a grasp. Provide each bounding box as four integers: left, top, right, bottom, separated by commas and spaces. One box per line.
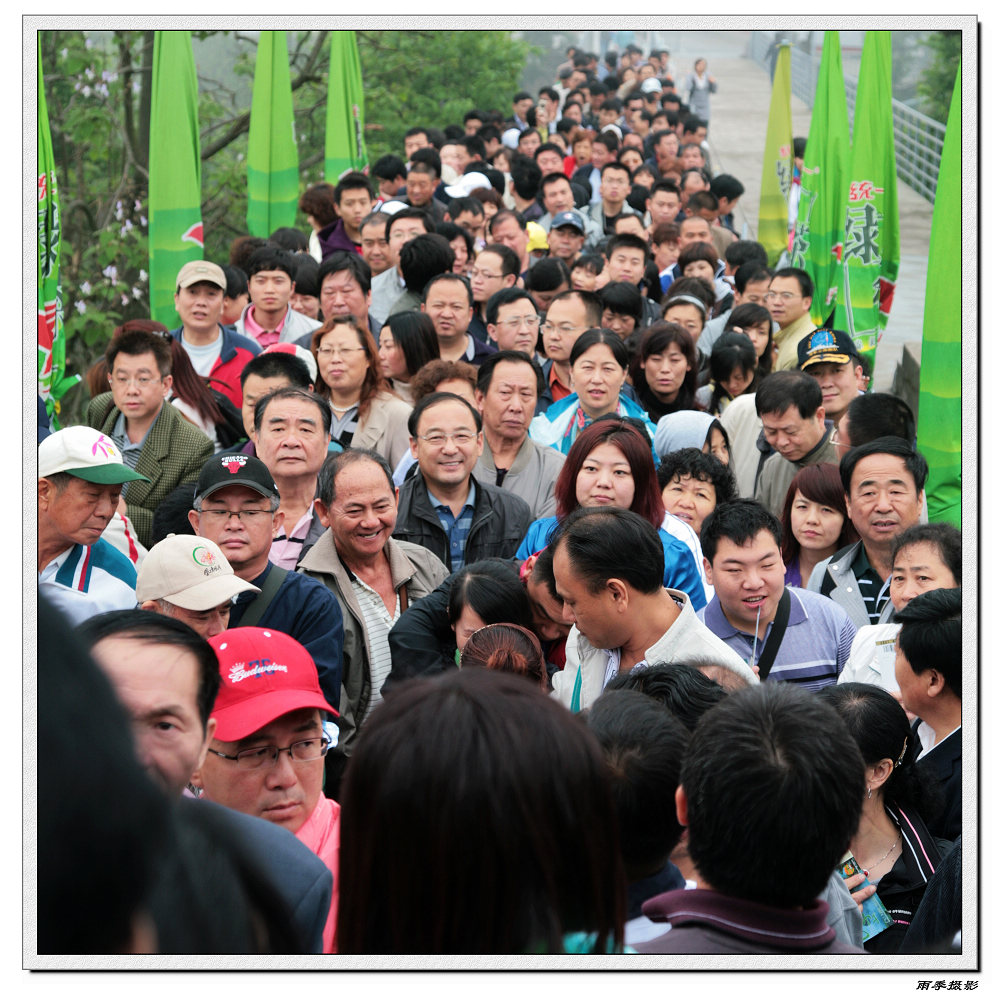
237, 566, 289, 628
754, 587, 791, 682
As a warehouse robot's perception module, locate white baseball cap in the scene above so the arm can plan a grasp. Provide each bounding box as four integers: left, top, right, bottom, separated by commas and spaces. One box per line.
38, 426, 149, 485
136, 534, 260, 610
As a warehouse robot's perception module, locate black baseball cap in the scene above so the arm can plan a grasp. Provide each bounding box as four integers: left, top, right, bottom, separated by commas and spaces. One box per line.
194, 453, 280, 505
797, 328, 861, 370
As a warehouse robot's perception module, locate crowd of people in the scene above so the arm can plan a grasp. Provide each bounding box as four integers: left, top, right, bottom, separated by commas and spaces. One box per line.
37, 41, 965, 958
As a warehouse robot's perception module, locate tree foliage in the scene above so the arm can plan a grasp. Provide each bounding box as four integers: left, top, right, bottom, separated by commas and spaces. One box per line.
916, 30, 961, 124
39, 28, 532, 424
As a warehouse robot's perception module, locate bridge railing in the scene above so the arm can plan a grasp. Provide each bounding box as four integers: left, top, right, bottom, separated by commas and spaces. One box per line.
748, 34, 946, 201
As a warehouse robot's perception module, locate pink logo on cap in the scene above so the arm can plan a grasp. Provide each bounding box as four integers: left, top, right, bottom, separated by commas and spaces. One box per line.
91, 434, 115, 458
221, 455, 248, 474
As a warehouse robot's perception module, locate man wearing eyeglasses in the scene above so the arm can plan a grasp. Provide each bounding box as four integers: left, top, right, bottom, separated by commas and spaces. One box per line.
535, 289, 603, 414
767, 267, 816, 371
189, 626, 342, 952
188, 452, 344, 711
485, 288, 545, 363
393, 392, 531, 572
87, 326, 213, 549
468, 243, 519, 343
78, 611, 335, 953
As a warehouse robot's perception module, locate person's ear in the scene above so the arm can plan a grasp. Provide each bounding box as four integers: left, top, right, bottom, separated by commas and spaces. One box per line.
187, 509, 201, 534
314, 498, 330, 528
703, 557, 713, 586
675, 784, 689, 827
193, 717, 217, 775
606, 577, 629, 608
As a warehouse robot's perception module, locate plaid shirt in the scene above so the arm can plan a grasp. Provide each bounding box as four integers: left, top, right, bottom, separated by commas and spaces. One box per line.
427, 483, 477, 572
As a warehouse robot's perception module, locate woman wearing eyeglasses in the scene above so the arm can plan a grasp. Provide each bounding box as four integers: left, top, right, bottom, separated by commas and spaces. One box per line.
310, 316, 413, 468
529, 329, 656, 457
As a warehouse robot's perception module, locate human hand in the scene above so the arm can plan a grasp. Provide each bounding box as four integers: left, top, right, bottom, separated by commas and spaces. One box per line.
844, 870, 876, 913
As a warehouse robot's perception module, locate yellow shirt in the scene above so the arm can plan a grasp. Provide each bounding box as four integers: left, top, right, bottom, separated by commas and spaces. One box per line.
773, 311, 817, 371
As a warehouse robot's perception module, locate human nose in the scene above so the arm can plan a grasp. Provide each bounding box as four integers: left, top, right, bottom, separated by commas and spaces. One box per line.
265, 747, 298, 788
94, 491, 116, 521
897, 580, 921, 606
205, 610, 228, 638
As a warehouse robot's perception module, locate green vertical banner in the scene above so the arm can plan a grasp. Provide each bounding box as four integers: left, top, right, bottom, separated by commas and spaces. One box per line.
790, 31, 851, 325
247, 31, 299, 237
831, 31, 900, 371
148, 30, 203, 328
37, 37, 79, 427
916, 65, 961, 527
325, 31, 368, 181
758, 44, 793, 266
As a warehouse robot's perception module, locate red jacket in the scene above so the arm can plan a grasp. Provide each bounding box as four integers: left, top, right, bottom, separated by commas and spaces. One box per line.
170, 324, 261, 408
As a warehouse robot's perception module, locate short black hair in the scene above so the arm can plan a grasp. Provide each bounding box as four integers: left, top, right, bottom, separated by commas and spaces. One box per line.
771, 266, 814, 299
724, 239, 767, 270
840, 436, 929, 496
333, 170, 374, 204
656, 448, 737, 507
77, 609, 221, 731
478, 242, 521, 279
422, 270, 471, 307
890, 522, 962, 583
475, 350, 543, 397
710, 173, 745, 202
733, 263, 773, 294
523, 257, 571, 293
845, 392, 916, 445
372, 154, 407, 181
244, 245, 296, 281
407, 390, 482, 438
604, 661, 727, 733
754, 370, 823, 420
220, 264, 248, 299
700, 499, 782, 564
682, 683, 865, 908
599, 281, 643, 323
895, 588, 962, 697
409, 147, 442, 178
587, 689, 690, 873
552, 506, 665, 596
268, 227, 309, 253
458, 134, 487, 161
317, 250, 372, 297
484, 287, 535, 327
239, 349, 312, 389
386, 206, 434, 240
399, 234, 455, 293
510, 156, 542, 200
447, 195, 484, 220
605, 232, 649, 263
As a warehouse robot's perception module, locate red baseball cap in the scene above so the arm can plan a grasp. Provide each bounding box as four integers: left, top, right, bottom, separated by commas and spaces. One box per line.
208, 627, 337, 742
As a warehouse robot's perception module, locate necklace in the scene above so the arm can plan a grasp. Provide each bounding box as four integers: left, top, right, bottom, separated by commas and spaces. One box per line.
864, 831, 901, 873
330, 397, 360, 414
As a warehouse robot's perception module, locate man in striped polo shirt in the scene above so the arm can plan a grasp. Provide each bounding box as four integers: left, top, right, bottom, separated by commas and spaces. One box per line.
699, 500, 856, 689
38, 425, 149, 625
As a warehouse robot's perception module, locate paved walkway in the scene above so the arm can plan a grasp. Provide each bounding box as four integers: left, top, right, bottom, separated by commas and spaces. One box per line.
700, 51, 933, 390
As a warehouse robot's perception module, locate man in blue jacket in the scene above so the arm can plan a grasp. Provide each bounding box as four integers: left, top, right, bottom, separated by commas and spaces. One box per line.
187, 453, 345, 711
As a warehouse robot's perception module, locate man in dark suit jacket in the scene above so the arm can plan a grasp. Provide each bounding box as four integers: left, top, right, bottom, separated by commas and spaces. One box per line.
87, 326, 213, 548
896, 587, 962, 842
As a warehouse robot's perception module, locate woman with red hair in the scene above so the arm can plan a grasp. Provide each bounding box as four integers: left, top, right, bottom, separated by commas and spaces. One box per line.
515, 417, 706, 608
779, 463, 859, 588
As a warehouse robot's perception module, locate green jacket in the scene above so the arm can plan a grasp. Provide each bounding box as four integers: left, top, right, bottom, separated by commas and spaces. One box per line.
87, 393, 213, 548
